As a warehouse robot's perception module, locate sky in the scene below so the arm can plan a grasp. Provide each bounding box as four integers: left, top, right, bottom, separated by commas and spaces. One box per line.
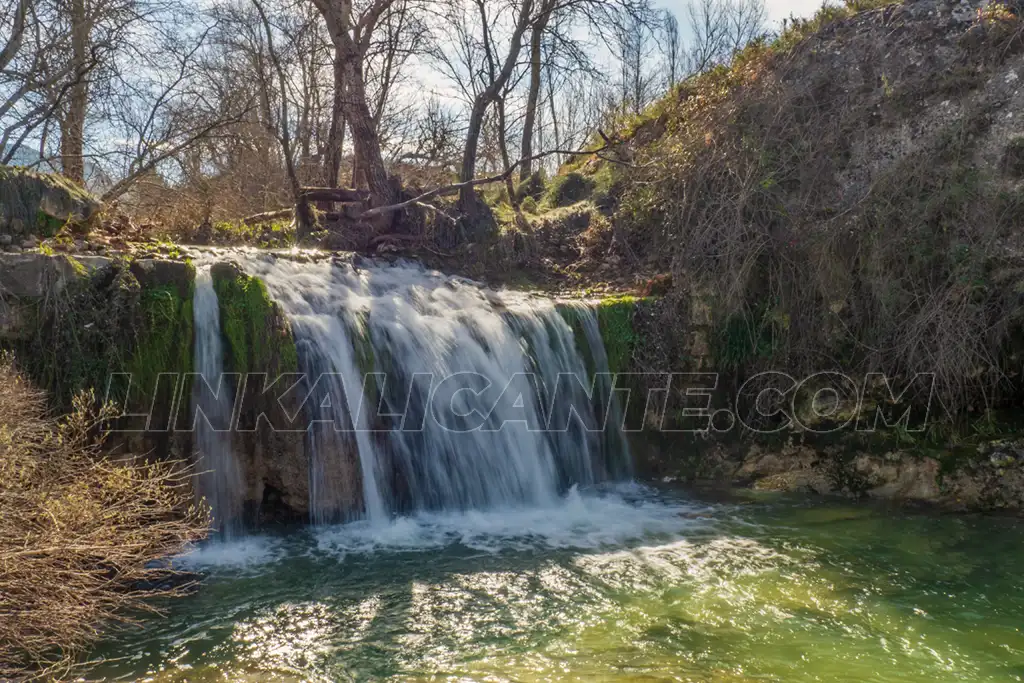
659, 0, 826, 29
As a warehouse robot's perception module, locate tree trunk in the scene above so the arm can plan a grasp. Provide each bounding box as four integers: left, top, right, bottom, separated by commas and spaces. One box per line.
61, 0, 89, 183
496, 99, 517, 204
337, 42, 394, 211
324, 45, 346, 188
518, 16, 548, 183
459, 97, 490, 207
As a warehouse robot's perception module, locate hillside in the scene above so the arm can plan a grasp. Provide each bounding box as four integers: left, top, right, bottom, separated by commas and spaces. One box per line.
512, 0, 1024, 418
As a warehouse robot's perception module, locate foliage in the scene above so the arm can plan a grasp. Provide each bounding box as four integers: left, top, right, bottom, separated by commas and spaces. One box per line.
15, 258, 142, 409
0, 356, 208, 679
544, 172, 595, 208
12, 258, 197, 413
514, 170, 547, 203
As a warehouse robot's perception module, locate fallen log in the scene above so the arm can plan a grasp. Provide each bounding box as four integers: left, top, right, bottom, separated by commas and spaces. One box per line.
241, 207, 293, 224
299, 187, 370, 203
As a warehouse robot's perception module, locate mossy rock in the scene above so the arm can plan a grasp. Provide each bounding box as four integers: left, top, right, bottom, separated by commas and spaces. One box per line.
514, 171, 546, 203
126, 279, 195, 411
130, 258, 196, 299
210, 262, 298, 377
0, 166, 101, 236
595, 295, 644, 375
544, 172, 595, 208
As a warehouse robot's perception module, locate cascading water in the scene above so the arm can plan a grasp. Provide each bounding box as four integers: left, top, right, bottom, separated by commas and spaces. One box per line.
244, 255, 630, 524
192, 266, 244, 538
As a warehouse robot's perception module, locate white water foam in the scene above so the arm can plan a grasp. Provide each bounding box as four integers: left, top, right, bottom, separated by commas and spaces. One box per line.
313, 484, 718, 557
173, 535, 287, 572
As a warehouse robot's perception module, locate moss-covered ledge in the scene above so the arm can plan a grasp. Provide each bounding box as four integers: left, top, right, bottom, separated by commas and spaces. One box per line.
209, 262, 298, 378
0, 252, 196, 412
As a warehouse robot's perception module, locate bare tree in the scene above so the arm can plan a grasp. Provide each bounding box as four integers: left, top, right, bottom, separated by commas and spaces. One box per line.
663, 9, 682, 89
614, 10, 656, 115
310, 0, 401, 213
686, 0, 766, 75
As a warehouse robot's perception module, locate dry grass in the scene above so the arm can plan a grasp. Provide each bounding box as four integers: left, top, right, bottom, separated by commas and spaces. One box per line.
0, 355, 209, 680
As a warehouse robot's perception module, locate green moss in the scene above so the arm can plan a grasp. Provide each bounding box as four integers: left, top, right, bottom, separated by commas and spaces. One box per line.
711, 309, 779, 371
212, 270, 298, 377
595, 296, 643, 375
514, 171, 547, 203
544, 172, 595, 208
35, 209, 67, 236
125, 282, 194, 410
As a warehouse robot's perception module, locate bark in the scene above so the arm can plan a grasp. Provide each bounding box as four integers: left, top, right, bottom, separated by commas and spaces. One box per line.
61, 0, 90, 183
458, 0, 535, 208
518, 8, 551, 183
324, 44, 346, 187
342, 55, 391, 205
495, 99, 517, 204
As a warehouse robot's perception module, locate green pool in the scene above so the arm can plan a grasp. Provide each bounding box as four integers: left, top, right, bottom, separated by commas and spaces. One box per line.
89, 485, 1024, 682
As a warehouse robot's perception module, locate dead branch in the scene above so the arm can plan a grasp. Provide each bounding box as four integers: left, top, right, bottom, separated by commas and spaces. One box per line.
362, 144, 612, 219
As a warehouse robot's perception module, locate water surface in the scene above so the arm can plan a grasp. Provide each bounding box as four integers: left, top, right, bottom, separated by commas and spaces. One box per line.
90, 485, 1024, 682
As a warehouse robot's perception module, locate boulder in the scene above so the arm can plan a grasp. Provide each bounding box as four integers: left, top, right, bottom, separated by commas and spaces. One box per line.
74, 255, 113, 274
130, 258, 195, 298
0, 166, 102, 236
0, 253, 80, 298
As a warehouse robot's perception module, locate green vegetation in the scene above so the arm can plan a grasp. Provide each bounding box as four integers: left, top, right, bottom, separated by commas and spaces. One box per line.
208, 219, 296, 247
568, 0, 1024, 417
15, 258, 139, 408
595, 296, 643, 375
126, 279, 195, 410
8, 257, 197, 412
514, 170, 546, 203
543, 172, 595, 208
211, 268, 298, 376
711, 308, 780, 371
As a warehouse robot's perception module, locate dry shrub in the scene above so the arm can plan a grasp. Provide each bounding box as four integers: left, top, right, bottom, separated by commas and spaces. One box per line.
0, 356, 209, 680
614, 1, 1024, 416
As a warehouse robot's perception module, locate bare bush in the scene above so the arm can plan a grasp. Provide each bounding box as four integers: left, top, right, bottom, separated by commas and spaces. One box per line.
0, 356, 209, 680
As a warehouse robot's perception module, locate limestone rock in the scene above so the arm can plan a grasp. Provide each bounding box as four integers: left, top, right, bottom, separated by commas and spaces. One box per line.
130, 258, 195, 298
0, 253, 80, 298
0, 166, 101, 236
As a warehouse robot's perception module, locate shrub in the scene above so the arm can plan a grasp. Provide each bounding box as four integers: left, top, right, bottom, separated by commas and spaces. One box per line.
0, 356, 208, 678
514, 170, 546, 203
544, 172, 595, 208
520, 196, 538, 213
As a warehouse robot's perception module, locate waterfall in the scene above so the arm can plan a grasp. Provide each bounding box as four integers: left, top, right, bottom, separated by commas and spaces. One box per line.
246, 255, 631, 524
192, 266, 244, 538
